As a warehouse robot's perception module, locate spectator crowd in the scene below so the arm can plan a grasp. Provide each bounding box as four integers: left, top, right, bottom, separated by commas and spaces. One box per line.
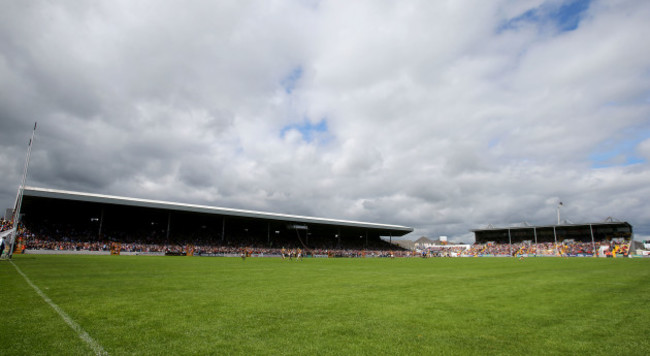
6, 217, 632, 258
464, 240, 630, 257
1, 218, 14, 232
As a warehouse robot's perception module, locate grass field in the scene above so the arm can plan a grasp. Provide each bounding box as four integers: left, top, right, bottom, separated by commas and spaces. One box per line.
1, 255, 649, 355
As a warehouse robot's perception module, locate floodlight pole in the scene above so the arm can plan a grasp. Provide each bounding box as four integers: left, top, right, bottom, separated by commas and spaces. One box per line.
9, 122, 37, 259
553, 226, 558, 255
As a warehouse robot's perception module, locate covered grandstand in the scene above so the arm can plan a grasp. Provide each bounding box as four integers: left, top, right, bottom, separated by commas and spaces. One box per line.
472, 219, 633, 245
16, 187, 413, 251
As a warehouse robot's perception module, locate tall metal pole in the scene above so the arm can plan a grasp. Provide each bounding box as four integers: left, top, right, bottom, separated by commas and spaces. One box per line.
554, 201, 563, 256
9, 122, 37, 259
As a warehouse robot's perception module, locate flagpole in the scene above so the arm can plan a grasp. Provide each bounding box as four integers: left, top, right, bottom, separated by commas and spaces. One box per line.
8, 122, 37, 259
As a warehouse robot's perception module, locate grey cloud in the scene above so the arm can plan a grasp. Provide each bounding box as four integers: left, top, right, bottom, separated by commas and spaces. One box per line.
1, 0, 650, 242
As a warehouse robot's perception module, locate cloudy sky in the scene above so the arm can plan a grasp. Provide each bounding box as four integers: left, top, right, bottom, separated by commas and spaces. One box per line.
1, 0, 649, 242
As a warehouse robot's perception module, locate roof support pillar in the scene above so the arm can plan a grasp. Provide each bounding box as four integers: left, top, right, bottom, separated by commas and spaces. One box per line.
336, 229, 341, 249
98, 208, 104, 240
222, 217, 226, 242
166, 212, 171, 241
590, 224, 596, 256
365, 231, 368, 249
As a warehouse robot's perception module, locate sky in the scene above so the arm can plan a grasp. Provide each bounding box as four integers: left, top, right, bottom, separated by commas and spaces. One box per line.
1, 0, 649, 243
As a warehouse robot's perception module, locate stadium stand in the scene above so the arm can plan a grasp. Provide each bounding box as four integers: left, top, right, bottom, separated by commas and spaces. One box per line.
13, 187, 412, 257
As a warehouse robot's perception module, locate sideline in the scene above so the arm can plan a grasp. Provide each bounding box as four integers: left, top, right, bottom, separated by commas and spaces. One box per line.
10, 260, 109, 356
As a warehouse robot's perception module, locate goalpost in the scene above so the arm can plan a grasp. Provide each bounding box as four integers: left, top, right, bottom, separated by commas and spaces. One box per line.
8, 122, 37, 259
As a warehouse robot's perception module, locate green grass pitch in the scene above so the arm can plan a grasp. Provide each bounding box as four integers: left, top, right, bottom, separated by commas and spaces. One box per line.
1, 255, 649, 355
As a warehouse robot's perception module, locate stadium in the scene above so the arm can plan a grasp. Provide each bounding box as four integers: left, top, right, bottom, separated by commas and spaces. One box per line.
3, 1, 650, 353
2, 187, 649, 355
0, 150, 646, 356
4, 186, 642, 259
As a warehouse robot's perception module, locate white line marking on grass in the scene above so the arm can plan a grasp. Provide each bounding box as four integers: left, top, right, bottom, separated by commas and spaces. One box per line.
11, 260, 109, 356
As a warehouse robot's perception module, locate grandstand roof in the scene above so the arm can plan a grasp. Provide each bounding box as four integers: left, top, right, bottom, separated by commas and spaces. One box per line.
471, 220, 632, 232
20, 186, 413, 236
